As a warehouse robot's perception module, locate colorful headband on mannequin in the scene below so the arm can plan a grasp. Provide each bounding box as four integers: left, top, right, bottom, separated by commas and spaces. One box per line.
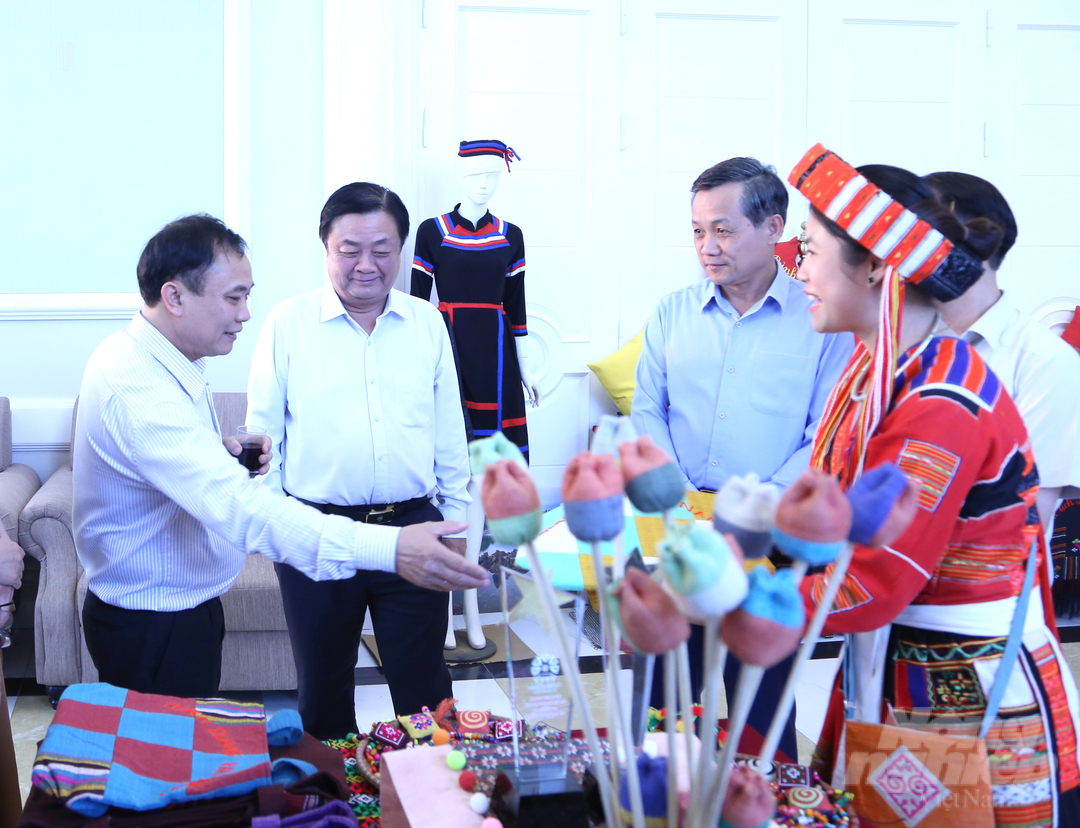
788, 144, 984, 301
458, 140, 521, 173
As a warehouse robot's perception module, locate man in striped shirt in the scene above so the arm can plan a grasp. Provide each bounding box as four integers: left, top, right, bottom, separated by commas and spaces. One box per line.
73, 214, 489, 699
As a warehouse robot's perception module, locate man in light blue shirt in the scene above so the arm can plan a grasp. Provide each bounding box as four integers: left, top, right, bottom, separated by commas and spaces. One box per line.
633, 157, 853, 762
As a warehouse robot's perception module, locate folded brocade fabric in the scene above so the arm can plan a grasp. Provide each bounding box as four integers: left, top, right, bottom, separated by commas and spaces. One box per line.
30, 683, 310, 817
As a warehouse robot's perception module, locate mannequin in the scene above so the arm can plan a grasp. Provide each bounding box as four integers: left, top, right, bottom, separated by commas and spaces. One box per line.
411, 139, 540, 650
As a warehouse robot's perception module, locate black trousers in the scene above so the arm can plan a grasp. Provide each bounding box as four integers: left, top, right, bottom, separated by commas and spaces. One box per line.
275, 499, 452, 741
649, 622, 800, 763
82, 590, 225, 698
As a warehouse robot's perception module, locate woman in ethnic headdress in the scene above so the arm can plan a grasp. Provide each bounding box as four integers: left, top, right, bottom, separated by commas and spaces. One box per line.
791, 145, 1080, 826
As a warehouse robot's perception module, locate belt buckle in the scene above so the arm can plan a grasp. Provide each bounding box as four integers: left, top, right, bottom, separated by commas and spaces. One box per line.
365, 504, 395, 524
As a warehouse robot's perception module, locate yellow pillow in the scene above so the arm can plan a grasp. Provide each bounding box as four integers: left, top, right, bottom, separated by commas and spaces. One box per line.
587, 330, 643, 416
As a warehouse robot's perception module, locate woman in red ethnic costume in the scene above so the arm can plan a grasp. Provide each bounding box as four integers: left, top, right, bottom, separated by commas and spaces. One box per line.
791, 145, 1080, 827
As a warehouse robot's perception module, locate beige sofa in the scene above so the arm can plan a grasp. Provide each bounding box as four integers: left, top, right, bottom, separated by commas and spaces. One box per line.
0, 398, 41, 543
18, 392, 297, 701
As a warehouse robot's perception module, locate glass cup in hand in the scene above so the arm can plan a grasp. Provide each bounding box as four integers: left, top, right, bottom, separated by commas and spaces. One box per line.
236, 425, 266, 477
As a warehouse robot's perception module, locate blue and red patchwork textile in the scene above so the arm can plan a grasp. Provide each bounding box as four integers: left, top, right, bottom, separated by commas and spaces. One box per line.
32, 683, 295, 817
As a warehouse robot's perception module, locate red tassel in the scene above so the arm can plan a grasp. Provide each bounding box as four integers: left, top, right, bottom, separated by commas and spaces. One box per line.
433, 697, 458, 730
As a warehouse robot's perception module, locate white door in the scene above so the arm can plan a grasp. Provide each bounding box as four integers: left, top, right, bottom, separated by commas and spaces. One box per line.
985, 0, 1080, 316
806, 0, 990, 177
416, 0, 624, 504
618, 0, 810, 336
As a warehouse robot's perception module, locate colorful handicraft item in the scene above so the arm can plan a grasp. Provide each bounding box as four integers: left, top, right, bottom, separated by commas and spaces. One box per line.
397, 708, 438, 740
713, 473, 780, 560
658, 521, 747, 620
610, 566, 691, 654
729, 759, 854, 828
618, 753, 669, 828
372, 721, 407, 749
719, 765, 776, 828
457, 710, 490, 736
31, 683, 308, 817
562, 451, 625, 542
720, 568, 805, 669
480, 456, 543, 546
619, 434, 685, 514
771, 469, 851, 565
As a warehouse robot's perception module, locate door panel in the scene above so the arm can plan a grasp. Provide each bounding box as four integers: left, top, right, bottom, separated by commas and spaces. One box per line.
620, 0, 809, 335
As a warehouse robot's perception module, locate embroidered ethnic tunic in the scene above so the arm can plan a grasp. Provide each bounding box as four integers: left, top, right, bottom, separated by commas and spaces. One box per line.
803, 335, 1080, 827
806, 335, 1043, 624
411, 206, 529, 458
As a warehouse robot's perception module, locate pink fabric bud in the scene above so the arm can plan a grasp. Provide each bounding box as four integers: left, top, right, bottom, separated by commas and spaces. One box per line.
482, 460, 541, 520
721, 765, 776, 828
618, 435, 671, 481
613, 568, 691, 654
561, 452, 624, 502
721, 608, 802, 669
774, 469, 852, 543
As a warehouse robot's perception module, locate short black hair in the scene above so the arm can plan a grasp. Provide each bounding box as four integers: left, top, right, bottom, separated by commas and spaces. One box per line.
137, 214, 247, 306
690, 157, 788, 226
319, 182, 410, 248
924, 171, 1016, 270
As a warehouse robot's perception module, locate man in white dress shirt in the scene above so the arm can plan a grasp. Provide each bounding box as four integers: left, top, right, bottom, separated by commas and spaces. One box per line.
924, 172, 1080, 530
74, 214, 487, 701
246, 183, 473, 739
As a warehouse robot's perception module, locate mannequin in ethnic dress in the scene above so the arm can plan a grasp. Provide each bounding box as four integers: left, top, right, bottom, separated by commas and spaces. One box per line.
411, 140, 540, 649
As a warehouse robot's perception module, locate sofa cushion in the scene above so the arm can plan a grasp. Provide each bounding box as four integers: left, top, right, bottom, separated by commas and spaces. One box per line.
221, 553, 289, 632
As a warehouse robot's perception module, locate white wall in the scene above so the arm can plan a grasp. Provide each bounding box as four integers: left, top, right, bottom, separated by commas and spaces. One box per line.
3, 0, 1079, 492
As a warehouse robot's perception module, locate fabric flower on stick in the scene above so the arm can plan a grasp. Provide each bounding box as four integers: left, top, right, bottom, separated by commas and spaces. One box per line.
758, 462, 919, 767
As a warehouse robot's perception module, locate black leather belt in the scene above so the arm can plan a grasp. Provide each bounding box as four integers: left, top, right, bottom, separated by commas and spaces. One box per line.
290, 494, 432, 525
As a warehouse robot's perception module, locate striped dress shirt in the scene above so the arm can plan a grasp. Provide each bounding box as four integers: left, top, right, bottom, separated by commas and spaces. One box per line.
73, 312, 399, 612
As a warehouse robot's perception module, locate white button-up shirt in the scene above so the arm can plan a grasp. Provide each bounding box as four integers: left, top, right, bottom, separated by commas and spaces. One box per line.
245, 285, 470, 526
958, 289, 1080, 495
73, 312, 400, 612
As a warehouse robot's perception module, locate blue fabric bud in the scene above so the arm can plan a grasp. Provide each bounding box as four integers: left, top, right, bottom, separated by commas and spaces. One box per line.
846, 462, 908, 545
564, 494, 624, 542
770, 526, 843, 566
740, 567, 805, 629
619, 753, 668, 818
625, 462, 685, 513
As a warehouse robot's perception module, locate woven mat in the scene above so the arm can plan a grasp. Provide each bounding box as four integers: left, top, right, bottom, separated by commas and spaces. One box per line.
362, 623, 533, 666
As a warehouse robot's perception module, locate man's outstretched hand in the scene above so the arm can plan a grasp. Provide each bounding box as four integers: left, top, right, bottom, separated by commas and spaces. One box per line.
395, 521, 490, 591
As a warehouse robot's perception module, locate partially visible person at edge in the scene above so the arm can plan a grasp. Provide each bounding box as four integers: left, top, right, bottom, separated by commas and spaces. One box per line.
921, 171, 1080, 538
793, 146, 1080, 826
73, 214, 489, 700
632, 157, 854, 763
